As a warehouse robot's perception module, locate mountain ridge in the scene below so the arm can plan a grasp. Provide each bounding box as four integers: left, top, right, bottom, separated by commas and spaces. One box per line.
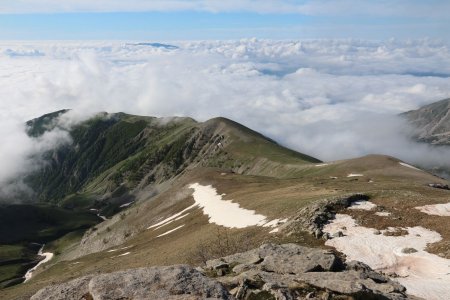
23, 111, 320, 212
2, 107, 450, 299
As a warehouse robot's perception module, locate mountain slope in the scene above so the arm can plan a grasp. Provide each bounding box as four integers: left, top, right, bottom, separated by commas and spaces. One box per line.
2, 111, 450, 299
402, 98, 450, 145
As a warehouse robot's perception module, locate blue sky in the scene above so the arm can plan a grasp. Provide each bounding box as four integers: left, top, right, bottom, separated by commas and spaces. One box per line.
0, 0, 449, 40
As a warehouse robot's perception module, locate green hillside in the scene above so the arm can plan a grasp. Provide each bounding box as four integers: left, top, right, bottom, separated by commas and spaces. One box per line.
25, 111, 320, 209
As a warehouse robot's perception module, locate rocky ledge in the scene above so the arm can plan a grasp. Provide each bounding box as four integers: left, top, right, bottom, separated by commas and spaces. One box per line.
31, 244, 419, 300
284, 194, 370, 239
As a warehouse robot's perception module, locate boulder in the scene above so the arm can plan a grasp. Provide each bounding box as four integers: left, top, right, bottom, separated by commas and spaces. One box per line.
32, 244, 417, 300
31, 276, 93, 300
31, 265, 233, 300
207, 244, 413, 300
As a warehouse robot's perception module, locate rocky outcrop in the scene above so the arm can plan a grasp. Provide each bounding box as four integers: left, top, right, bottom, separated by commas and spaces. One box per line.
428, 183, 450, 190
31, 244, 418, 300
206, 244, 415, 300
31, 265, 232, 300
284, 194, 370, 239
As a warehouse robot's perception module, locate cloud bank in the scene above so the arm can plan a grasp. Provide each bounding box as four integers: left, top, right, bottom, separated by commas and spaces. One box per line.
1, 39, 450, 198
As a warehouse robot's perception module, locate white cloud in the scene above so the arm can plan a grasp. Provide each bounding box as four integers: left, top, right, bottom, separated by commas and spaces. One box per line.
0, 119, 72, 199
1, 39, 450, 198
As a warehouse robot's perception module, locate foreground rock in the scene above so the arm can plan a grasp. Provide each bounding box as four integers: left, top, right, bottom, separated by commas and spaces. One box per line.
206, 244, 417, 300
31, 244, 418, 300
31, 265, 232, 300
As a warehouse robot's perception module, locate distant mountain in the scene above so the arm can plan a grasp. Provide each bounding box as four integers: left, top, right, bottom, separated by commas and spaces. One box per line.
128, 42, 179, 50
402, 98, 450, 145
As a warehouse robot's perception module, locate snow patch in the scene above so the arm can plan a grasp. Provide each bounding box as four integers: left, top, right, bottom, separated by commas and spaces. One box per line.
264, 218, 288, 233
107, 245, 133, 253
189, 183, 268, 228
97, 214, 107, 221
110, 251, 132, 259
157, 225, 185, 237
153, 213, 190, 231
347, 173, 364, 177
323, 214, 450, 300
348, 200, 377, 211
263, 218, 288, 228
120, 202, 134, 208
24, 245, 54, 282
399, 162, 421, 171
375, 211, 391, 217
315, 163, 329, 167
416, 203, 450, 217
147, 203, 197, 229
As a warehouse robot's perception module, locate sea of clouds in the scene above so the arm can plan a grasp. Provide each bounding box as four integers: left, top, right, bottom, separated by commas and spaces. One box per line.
1, 39, 450, 197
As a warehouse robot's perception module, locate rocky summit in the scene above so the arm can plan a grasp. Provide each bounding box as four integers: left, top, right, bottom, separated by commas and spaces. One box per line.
31, 244, 415, 300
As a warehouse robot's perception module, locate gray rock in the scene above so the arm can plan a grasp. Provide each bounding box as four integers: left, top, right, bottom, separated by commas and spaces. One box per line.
211, 244, 413, 300
285, 194, 370, 238
402, 247, 418, 254
31, 276, 93, 300
314, 228, 323, 238
207, 249, 261, 271
206, 258, 228, 269
232, 263, 256, 274
322, 232, 330, 240
258, 244, 339, 274
207, 243, 341, 275
33, 244, 416, 300
31, 265, 233, 300
332, 231, 344, 238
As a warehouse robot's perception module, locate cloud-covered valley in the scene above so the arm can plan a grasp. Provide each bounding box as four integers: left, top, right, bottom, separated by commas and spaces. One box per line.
1, 39, 450, 196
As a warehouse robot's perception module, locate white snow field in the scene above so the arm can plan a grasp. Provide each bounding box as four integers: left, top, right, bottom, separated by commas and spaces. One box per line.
189, 183, 269, 228
146, 183, 285, 232
323, 214, 450, 300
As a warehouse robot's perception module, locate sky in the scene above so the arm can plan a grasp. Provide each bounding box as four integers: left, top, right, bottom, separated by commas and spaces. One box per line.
0, 0, 449, 40
1, 1, 450, 198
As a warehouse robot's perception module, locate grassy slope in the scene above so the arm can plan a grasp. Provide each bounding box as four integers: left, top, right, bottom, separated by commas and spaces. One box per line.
4, 153, 450, 299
